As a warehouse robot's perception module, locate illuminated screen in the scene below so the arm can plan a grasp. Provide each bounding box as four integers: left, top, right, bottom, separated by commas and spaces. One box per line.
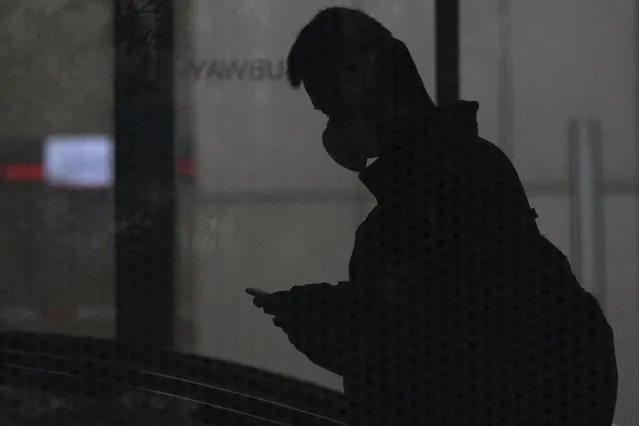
44, 134, 114, 188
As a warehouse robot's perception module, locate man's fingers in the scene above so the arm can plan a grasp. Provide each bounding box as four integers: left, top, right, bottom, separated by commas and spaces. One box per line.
246, 288, 270, 308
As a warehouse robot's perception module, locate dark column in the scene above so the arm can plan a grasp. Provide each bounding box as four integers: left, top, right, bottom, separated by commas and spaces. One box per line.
435, 0, 460, 106
113, 0, 176, 352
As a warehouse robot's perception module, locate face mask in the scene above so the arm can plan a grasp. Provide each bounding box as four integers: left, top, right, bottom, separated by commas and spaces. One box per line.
322, 119, 378, 173
319, 38, 423, 173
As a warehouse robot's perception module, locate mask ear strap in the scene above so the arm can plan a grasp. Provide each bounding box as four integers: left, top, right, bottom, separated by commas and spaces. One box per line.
337, 37, 395, 100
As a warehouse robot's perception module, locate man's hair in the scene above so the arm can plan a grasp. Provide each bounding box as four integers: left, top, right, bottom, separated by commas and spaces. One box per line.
286, 7, 392, 89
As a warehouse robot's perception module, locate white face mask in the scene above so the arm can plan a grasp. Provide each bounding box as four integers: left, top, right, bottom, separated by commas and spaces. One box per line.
318, 38, 428, 173
321, 100, 432, 173
322, 119, 379, 173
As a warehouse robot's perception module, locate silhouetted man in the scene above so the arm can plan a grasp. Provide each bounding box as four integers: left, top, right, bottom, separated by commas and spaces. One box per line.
247, 7, 618, 426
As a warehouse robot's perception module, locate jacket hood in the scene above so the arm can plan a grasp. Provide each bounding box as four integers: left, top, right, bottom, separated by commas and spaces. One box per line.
438, 100, 479, 136
359, 100, 480, 198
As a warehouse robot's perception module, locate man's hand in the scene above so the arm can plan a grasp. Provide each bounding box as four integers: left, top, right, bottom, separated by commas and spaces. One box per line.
245, 288, 272, 309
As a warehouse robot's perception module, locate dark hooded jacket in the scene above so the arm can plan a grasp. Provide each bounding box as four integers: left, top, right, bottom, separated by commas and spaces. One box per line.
263, 101, 617, 425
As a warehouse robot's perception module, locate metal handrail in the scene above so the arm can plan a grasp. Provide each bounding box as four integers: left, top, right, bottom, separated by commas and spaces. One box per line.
0, 331, 346, 426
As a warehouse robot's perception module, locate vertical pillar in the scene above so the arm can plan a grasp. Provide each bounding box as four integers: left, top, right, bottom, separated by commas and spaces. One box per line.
569, 117, 606, 305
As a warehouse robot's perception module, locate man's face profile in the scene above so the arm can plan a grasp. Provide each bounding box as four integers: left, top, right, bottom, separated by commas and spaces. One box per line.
304, 76, 360, 121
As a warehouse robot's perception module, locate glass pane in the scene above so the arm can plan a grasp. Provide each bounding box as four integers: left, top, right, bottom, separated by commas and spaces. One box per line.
603, 195, 639, 425
0, 0, 114, 337
461, 0, 637, 423
175, 0, 434, 387
461, 0, 636, 184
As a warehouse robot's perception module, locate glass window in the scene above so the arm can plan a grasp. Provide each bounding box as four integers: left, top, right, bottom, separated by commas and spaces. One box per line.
0, 0, 114, 337
175, 0, 434, 389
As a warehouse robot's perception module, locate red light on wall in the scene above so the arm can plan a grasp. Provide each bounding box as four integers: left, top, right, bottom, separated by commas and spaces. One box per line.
0, 162, 193, 182
0, 164, 43, 181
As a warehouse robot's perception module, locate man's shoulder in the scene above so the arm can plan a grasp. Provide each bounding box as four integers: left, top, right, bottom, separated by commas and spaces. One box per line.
422, 135, 515, 176
472, 137, 531, 194
475, 137, 514, 167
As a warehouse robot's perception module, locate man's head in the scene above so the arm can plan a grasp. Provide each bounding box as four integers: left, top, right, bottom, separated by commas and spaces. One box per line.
287, 8, 392, 119
286, 7, 434, 172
